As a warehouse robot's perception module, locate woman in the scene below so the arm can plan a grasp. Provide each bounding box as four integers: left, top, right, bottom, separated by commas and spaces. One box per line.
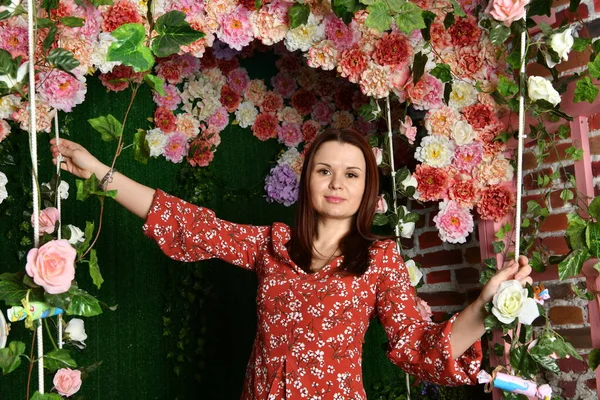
50, 128, 532, 399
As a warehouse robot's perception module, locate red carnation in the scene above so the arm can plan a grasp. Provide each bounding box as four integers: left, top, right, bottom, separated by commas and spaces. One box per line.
462, 103, 498, 131
290, 89, 316, 116
220, 85, 242, 113
260, 91, 284, 113
373, 31, 413, 68
154, 107, 177, 133
252, 113, 279, 141
99, 65, 144, 92
413, 164, 449, 201
276, 54, 302, 73
155, 58, 184, 84
448, 179, 480, 208
448, 17, 481, 47
477, 185, 516, 222
101, 0, 143, 32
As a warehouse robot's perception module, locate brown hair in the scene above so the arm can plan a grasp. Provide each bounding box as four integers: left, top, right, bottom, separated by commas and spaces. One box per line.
287, 128, 385, 276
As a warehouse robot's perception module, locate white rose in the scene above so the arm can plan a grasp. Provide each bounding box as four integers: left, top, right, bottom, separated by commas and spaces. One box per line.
550, 28, 574, 62
372, 147, 383, 165
399, 206, 415, 238
451, 120, 476, 145
65, 318, 87, 343
67, 225, 85, 245
400, 173, 418, 191
528, 76, 561, 106
492, 280, 540, 325
405, 259, 423, 287
57, 181, 69, 200
0, 171, 7, 205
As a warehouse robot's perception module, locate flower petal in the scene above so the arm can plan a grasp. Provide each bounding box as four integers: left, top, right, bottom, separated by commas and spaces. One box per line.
518, 298, 540, 325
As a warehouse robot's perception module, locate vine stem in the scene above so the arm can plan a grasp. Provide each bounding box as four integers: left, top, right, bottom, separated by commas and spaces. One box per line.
26, 326, 37, 400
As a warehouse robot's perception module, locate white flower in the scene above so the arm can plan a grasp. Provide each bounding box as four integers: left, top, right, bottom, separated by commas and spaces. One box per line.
145, 128, 168, 157
448, 81, 478, 109
277, 147, 301, 167
0, 171, 7, 204
57, 181, 69, 200
405, 259, 422, 287
67, 225, 85, 245
451, 120, 477, 146
194, 97, 221, 121
284, 14, 325, 52
0, 94, 21, 120
65, 318, 87, 344
492, 280, 540, 325
372, 148, 383, 165
91, 33, 121, 74
399, 205, 415, 238
414, 135, 455, 168
235, 101, 259, 128
550, 28, 574, 63
528, 76, 561, 106
0, 0, 20, 14
0, 61, 28, 89
400, 173, 418, 191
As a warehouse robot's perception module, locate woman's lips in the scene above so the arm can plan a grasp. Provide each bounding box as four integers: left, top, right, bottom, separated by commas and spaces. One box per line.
325, 196, 344, 203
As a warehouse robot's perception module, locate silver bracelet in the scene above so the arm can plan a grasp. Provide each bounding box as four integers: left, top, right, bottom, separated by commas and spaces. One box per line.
98, 168, 116, 191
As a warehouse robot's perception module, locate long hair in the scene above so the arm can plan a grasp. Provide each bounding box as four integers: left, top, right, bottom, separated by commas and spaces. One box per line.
287, 128, 383, 275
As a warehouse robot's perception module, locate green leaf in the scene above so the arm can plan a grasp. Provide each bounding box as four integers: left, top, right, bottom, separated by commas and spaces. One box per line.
430, 63, 452, 83
443, 12, 454, 30
41, 0, 59, 10
484, 313, 500, 331
59, 16, 85, 27
43, 291, 70, 311
574, 76, 599, 104
589, 348, 600, 371
0, 279, 28, 306
143, 74, 165, 96
480, 258, 497, 285
420, 10, 436, 41
403, 212, 419, 224
133, 129, 150, 164
572, 37, 592, 52
412, 52, 427, 85
88, 114, 122, 142
492, 240, 505, 253
288, 3, 310, 29
498, 75, 519, 97
530, 251, 545, 272
489, 23, 511, 46
332, 0, 361, 23
36, 18, 55, 28
558, 124, 570, 139
566, 213, 587, 251
560, 189, 575, 202
77, 221, 94, 258
373, 213, 389, 226
43, 349, 77, 372
448, 0, 465, 16
0, 341, 25, 374
31, 393, 63, 400
42, 24, 58, 52
587, 222, 600, 258
528, 0, 552, 17
76, 174, 118, 202
589, 197, 600, 220
67, 287, 102, 317
572, 283, 595, 301
107, 23, 154, 72
151, 11, 205, 58
47, 48, 80, 72
88, 249, 104, 290
558, 248, 589, 280
394, 3, 425, 34
90, 0, 113, 5
365, 2, 393, 32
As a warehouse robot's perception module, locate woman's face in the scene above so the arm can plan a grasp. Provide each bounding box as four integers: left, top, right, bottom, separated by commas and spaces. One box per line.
309, 141, 367, 223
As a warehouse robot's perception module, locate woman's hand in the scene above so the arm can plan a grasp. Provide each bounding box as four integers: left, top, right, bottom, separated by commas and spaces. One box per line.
50, 138, 105, 179
477, 255, 533, 306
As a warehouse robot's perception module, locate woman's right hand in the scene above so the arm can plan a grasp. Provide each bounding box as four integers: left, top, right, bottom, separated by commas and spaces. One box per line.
50, 138, 105, 180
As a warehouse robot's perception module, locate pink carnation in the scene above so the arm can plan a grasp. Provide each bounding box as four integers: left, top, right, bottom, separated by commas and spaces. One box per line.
306, 40, 338, 71
337, 46, 369, 84
244, 79, 267, 105
278, 122, 302, 147
0, 26, 28, 58
325, 16, 357, 50
462, 103, 499, 132
425, 106, 459, 137
177, 54, 202, 78
252, 1, 290, 46
277, 107, 303, 125
220, 85, 242, 112
153, 84, 182, 110
271, 72, 297, 98
12, 102, 56, 133
448, 16, 481, 47
302, 120, 321, 143
227, 68, 250, 94
207, 107, 230, 132
360, 62, 390, 99
373, 31, 413, 68
163, 132, 189, 163
413, 164, 449, 201
260, 91, 285, 113
477, 185, 516, 222
433, 200, 474, 244
217, 5, 254, 51
456, 46, 484, 79
101, 0, 143, 32
448, 178, 480, 208
453, 142, 484, 173
406, 74, 444, 111
252, 112, 279, 141
430, 23, 452, 50
37, 71, 86, 112
311, 101, 335, 125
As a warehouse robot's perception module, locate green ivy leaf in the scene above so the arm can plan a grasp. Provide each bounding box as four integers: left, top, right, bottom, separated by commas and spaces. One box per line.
42, 24, 58, 52
31, 393, 63, 400
0, 341, 25, 374
589, 348, 600, 371
574, 76, 599, 104
497, 75, 519, 97
0, 273, 28, 306
36, 18, 55, 28
489, 23, 511, 46
430, 63, 452, 83
133, 129, 150, 164
59, 16, 85, 27
67, 287, 102, 317
394, 3, 425, 34
77, 221, 94, 258
589, 197, 600, 220
484, 313, 500, 331
572, 37, 592, 52
143, 74, 165, 96
448, 0, 465, 16
90, 0, 113, 5
530, 251, 545, 272
492, 240, 504, 253
373, 213, 389, 226
557, 248, 589, 280
588, 55, 600, 79
560, 189, 574, 202
480, 258, 497, 285
288, 3, 310, 29
43, 291, 70, 311
420, 10, 436, 40
586, 222, 600, 258
107, 23, 154, 72
151, 11, 205, 58
412, 52, 427, 85
332, 0, 361, 23
88, 114, 122, 142
566, 213, 587, 251
403, 212, 420, 224
88, 249, 104, 290
47, 48, 80, 72
76, 174, 118, 202
365, 2, 393, 32
443, 12, 454, 30
43, 349, 77, 372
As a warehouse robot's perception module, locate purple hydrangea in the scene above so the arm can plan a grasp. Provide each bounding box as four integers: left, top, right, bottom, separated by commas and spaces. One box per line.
264, 164, 299, 207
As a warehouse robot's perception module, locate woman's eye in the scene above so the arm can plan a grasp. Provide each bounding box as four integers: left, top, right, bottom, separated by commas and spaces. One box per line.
317, 169, 330, 175
346, 173, 357, 178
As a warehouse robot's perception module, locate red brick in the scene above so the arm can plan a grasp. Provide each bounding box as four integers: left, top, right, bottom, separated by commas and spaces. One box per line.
465, 246, 481, 264
522, 193, 547, 209
419, 231, 443, 249
553, 4, 589, 28
400, 237, 414, 249
558, 355, 589, 373
590, 134, 600, 156
542, 236, 570, 255
419, 291, 466, 306
560, 380, 577, 399
426, 270, 451, 284
549, 283, 575, 300
415, 214, 426, 229
412, 249, 463, 268
526, 62, 551, 79
531, 264, 559, 281
559, 164, 575, 183
592, 161, 600, 177
428, 211, 437, 227
455, 267, 481, 284
595, 0, 600, 13
523, 151, 538, 171
550, 188, 575, 209
557, 47, 592, 74
590, 114, 600, 131
555, 327, 593, 349
543, 142, 572, 163
539, 213, 568, 232
524, 168, 553, 190
553, 0, 570, 6
549, 306, 585, 325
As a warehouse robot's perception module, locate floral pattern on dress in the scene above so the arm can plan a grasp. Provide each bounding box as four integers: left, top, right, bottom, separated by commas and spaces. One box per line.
143, 190, 483, 400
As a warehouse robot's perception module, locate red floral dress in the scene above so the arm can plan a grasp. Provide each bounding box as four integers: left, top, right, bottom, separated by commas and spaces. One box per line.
143, 190, 483, 400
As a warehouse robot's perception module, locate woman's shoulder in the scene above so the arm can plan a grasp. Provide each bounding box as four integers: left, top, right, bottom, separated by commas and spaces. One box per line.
370, 238, 396, 250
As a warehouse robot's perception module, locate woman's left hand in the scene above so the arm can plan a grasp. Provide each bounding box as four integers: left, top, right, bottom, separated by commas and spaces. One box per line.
477, 255, 534, 305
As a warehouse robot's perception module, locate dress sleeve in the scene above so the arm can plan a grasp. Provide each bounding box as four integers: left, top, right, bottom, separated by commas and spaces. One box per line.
375, 240, 483, 386
142, 189, 271, 271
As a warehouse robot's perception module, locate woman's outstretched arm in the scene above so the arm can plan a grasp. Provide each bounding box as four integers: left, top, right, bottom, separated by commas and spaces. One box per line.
50, 138, 156, 219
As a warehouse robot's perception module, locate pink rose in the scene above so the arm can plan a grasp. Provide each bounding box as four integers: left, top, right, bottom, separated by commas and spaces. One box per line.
415, 297, 433, 321
26, 239, 76, 294
32, 207, 60, 235
53, 368, 82, 397
486, 0, 530, 27
372, 147, 383, 165
375, 194, 388, 214
399, 116, 417, 145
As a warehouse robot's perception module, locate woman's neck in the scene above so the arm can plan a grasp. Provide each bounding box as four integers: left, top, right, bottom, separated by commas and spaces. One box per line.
313, 217, 352, 253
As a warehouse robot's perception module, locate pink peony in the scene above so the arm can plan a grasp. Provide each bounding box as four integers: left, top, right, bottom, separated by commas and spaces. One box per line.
425, 106, 460, 137
153, 84, 181, 110
415, 297, 433, 321
477, 185, 516, 222
311, 101, 335, 125
430, 23, 452, 50
453, 142, 484, 173
252, 1, 290, 46
375, 194, 388, 213
252, 112, 279, 141
486, 0, 530, 26
399, 116, 417, 145
163, 132, 189, 163
101, 0, 143, 32
360, 63, 390, 99
32, 207, 60, 235
176, 113, 200, 138
277, 107, 303, 125
277, 122, 302, 147
53, 368, 82, 397
0, 26, 28, 58
462, 103, 499, 132
476, 155, 514, 186
325, 16, 358, 50
37, 71, 86, 112
307, 40, 338, 71
207, 107, 230, 132
448, 16, 481, 47
154, 107, 177, 133
406, 74, 444, 111
434, 200, 474, 243
271, 72, 297, 98
12, 102, 56, 133
456, 46, 484, 79
26, 239, 76, 294
448, 178, 480, 208
302, 120, 321, 143
244, 79, 267, 105
260, 91, 285, 113
217, 5, 254, 51
413, 164, 449, 201
227, 68, 250, 94
220, 85, 242, 112
373, 31, 413, 68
